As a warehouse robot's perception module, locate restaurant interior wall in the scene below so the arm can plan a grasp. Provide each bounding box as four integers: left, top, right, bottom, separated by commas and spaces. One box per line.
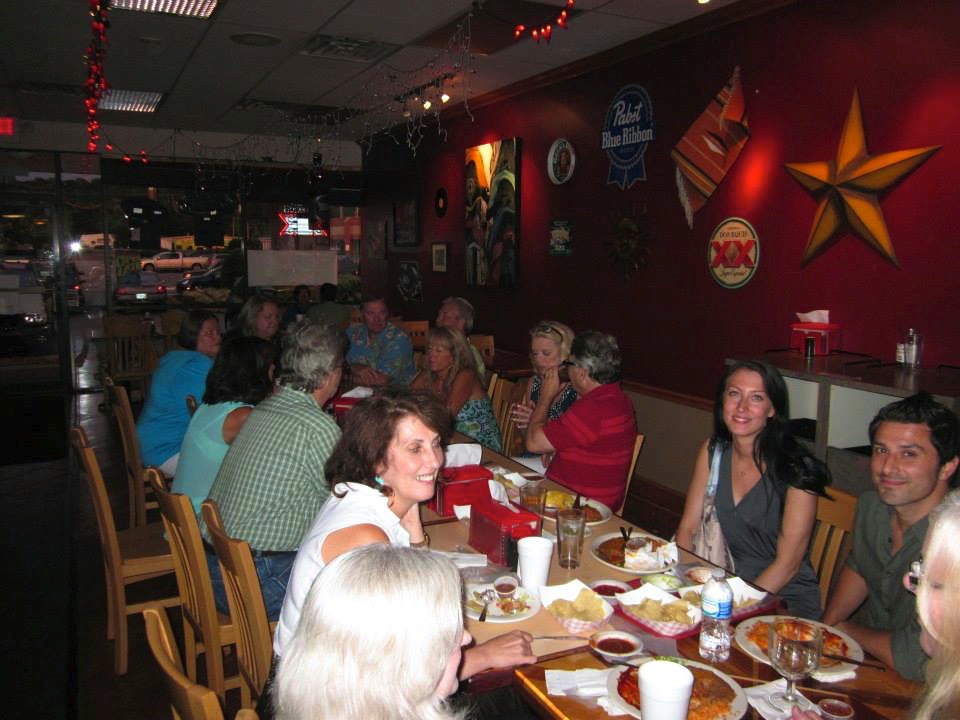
362, 0, 960, 400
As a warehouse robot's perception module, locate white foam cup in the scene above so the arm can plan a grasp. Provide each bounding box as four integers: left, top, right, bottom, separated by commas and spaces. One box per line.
517, 536, 553, 593
638, 660, 694, 720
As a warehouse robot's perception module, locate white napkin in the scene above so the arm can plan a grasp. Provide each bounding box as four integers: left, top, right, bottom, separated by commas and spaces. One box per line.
453, 504, 471, 520
341, 386, 373, 398
796, 309, 829, 323
430, 550, 487, 568
488, 480, 520, 512
811, 667, 857, 683
545, 668, 612, 698
445, 443, 482, 467
744, 679, 817, 720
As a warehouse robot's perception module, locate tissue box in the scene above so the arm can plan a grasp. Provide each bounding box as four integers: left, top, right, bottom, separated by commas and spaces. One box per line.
468, 498, 541, 566
791, 322, 841, 356
328, 394, 361, 423
428, 465, 493, 517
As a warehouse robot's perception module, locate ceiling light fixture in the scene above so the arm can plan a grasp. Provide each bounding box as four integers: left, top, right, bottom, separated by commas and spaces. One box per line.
423, 100, 432, 111
441, 92, 451, 104
112, 0, 219, 18
100, 89, 163, 112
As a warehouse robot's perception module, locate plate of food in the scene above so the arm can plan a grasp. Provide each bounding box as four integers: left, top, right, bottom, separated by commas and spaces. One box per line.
541, 491, 612, 525
591, 532, 678, 574
734, 615, 864, 676
464, 583, 541, 623
607, 659, 748, 720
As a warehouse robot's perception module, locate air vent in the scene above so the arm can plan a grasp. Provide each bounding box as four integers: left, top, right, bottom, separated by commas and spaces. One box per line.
299, 34, 398, 64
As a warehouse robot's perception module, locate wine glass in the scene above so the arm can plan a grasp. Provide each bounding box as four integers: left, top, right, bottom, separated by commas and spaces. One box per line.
767, 617, 822, 711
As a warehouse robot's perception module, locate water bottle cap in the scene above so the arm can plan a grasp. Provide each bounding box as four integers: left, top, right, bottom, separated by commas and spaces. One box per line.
711, 568, 725, 580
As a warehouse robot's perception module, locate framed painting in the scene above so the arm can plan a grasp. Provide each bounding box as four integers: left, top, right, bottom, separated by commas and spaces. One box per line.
465, 137, 520, 288
432, 243, 448, 272
397, 260, 423, 301
393, 199, 419, 249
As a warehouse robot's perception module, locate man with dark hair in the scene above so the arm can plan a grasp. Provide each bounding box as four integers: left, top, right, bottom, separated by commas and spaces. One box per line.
524, 330, 637, 509
346, 295, 415, 386
823, 391, 960, 679
202, 319, 347, 620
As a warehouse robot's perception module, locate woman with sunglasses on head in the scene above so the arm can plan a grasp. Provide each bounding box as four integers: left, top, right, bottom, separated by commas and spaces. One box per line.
510, 321, 577, 467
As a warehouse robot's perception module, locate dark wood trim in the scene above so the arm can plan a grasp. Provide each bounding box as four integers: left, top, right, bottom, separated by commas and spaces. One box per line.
621, 379, 713, 412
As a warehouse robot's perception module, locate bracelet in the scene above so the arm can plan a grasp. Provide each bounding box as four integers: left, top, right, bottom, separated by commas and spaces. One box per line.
410, 532, 430, 549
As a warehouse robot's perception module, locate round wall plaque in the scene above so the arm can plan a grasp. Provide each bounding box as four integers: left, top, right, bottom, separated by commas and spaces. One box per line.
547, 139, 576, 185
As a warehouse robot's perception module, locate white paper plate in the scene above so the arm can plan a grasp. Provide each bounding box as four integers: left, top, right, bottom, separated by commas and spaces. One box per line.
605, 660, 748, 720
464, 583, 541, 623
734, 615, 864, 677
590, 532, 678, 575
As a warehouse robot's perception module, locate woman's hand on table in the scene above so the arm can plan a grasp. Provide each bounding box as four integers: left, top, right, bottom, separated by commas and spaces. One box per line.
460, 630, 537, 679
790, 707, 820, 720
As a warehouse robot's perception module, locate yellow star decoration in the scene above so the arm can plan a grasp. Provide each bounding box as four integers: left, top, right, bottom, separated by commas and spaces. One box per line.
784, 90, 940, 266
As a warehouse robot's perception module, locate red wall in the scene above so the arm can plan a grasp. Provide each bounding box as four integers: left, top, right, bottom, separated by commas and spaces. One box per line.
367, 0, 960, 398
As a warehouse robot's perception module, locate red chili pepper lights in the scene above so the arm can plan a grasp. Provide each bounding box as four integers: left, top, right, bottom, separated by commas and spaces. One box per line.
84, 0, 111, 153
513, 0, 573, 44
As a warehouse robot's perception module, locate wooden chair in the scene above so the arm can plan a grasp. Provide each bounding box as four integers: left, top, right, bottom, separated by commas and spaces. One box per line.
102, 313, 157, 402
202, 500, 274, 706
468, 334, 495, 365
186, 394, 199, 416
70, 427, 178, 675
485, 371, 499, 400
148, 470, 242, 705
810, 488, 857, 606
490, 376, 524, 455
348, 306, 363, 325
617, 432, 647, 514
395, 319, 429, 350
104, 375, 161, 527
143, 607, 226, 720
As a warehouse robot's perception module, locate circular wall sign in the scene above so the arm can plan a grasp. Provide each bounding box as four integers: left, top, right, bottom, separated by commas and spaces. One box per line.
707, 217, 760, 289
547, 139, 576, 185
434, 187, 447, 217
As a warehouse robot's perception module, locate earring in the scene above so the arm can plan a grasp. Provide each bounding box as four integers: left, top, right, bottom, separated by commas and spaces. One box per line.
374, 475, 385, 486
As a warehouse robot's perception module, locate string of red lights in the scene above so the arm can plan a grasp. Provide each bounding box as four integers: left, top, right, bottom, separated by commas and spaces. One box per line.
83, 0, 111, 153
513, 0, 574, 44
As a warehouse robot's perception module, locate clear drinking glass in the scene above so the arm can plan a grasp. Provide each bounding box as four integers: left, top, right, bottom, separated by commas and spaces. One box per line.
519, 481, 547, 531
556, 508, 586, 568
767, 618, 822, 711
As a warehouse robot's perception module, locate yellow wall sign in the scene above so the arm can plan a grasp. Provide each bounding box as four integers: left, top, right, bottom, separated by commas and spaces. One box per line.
708, 217, 759, 289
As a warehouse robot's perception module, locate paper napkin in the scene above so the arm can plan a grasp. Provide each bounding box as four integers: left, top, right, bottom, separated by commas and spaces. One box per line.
744, 679, 817, 720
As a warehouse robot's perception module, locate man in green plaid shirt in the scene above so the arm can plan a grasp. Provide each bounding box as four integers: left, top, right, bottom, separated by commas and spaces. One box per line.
202, 319, 346, 620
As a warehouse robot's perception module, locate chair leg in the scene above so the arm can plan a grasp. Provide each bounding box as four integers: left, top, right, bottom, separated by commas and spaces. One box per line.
104, 571, 116, 641
183, 618, 198, 682
114, 607, 129, 675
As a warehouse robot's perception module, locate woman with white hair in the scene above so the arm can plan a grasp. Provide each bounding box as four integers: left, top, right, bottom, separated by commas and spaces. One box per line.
275, 544, 470, 720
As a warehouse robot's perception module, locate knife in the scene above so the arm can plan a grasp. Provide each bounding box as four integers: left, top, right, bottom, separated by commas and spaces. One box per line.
822, 653, 886, 670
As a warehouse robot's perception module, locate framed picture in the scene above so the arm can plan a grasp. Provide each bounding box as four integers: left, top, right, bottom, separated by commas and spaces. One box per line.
397, 260, 423, 301
549, 220, 573, 256
465, 137, 520, 288
363, 218, 387, 260
432, 243, 448, 272
547, 138, 576, 185
393, 199, 418, 248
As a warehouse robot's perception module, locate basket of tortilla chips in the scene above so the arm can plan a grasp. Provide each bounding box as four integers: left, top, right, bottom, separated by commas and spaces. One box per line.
540, 579, 614, 634
616, 583, 702, 638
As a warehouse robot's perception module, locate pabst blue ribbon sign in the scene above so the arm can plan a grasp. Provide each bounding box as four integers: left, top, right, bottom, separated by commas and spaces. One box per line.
603, 85, 655, 189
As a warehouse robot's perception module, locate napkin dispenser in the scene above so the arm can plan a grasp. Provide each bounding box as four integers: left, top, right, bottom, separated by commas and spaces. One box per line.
328, 395, 361, 423
428, 465, 493, 517
469, 498, 540, 566
790, 322, 841, 356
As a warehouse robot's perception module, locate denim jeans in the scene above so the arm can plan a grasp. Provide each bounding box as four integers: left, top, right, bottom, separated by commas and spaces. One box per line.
205, 548, 296, 622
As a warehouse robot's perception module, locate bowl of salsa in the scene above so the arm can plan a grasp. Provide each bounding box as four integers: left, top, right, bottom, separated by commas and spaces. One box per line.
589, 630, 644, 663
589, 579, 632, 605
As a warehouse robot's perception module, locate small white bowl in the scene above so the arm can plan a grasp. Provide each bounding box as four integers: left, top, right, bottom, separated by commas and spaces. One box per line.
589, 579, 632, 605
493, 575, 518, 599
589, 630, 644, 663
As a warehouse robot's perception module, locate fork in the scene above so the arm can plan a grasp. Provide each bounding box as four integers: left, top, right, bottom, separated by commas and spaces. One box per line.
478, 588, 496, 622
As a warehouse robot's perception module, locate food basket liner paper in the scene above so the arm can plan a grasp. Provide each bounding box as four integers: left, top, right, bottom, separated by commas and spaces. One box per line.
616, 583, 701, 638
540, 579, 614, 635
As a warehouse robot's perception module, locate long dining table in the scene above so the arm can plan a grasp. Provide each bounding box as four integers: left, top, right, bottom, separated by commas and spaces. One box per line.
426, 438, 921, 720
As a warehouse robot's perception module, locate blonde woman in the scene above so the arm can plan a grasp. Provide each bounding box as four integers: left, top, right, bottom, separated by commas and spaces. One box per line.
275, 544, 470, 720
411, 326, 501, 450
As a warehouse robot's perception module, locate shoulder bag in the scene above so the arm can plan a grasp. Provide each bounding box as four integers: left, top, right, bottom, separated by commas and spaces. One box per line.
691, 440, 736, 572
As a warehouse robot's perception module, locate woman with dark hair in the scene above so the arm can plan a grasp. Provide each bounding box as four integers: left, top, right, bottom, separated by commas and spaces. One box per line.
675, 360, 831, 619
411, 326, 502, 451
233, 293, 282, 342
272, 386, 534, 695
136, 310, 221, 475
172, 335, 276, 513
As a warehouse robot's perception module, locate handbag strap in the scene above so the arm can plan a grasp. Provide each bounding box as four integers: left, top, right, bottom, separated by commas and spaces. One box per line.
704, 440, 723, 498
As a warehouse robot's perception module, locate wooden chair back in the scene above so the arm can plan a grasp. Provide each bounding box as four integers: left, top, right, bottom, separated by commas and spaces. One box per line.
143, 607, 225, 720
149, 470, 239, 704
104, 375, 157, 527
490, 376, 524, 455
485, 371, 499, 399
618, 433, 647, 514
395, 319, 429, 350
71, 427, 178, 674
468, 334, 496, 364
348, 306, 363, 325
202, 500, 273, 704
161, 309, 187, 352
102, 313, 157, 401
810, 488, 857, 606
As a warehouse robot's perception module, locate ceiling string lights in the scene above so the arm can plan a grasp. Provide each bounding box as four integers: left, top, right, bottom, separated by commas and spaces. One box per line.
513, 0, 574, 44
83, 0, 112, 153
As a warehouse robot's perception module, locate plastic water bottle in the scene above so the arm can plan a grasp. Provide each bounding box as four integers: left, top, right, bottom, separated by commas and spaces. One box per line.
699, 568, 733, 662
